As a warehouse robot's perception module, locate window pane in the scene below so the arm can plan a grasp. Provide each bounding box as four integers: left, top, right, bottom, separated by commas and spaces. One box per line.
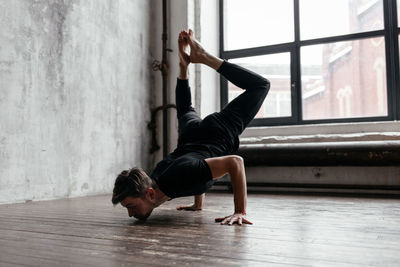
300, 0, 384, 40
229, 53, 291, 118
398, 0, 400, 26
301, 37, 387, 120
224, 0, 294, 51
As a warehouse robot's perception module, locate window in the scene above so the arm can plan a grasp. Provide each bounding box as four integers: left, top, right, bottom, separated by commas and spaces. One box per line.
223, 0, 294, 50
228, 53, 292, 118
301, 38, 387, 120
220, 0, 400, 126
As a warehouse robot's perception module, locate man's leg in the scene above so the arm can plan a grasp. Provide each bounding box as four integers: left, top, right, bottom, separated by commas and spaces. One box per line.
217, 61, 270, 137
183, 29, 270, 139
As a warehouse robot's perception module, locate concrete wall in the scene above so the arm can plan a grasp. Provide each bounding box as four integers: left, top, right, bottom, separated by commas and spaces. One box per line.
0, 0, 154, 204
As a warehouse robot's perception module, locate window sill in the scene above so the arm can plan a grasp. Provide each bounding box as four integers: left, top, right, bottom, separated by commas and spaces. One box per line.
240, 121, 400, 144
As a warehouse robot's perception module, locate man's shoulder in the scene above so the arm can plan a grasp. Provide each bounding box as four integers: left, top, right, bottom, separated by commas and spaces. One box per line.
158, 152, 210, 175
169, 152, 208, 169
151, 152, 204, 177
154, 152, 214, 199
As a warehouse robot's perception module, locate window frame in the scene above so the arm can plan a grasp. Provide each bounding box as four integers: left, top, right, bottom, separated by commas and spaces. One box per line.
219, 0, 400, 127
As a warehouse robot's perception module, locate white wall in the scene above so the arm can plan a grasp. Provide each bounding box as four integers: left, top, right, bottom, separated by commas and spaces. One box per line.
199, 0, 221, 116
151, 0, 220, 166
0, 0, 154, 204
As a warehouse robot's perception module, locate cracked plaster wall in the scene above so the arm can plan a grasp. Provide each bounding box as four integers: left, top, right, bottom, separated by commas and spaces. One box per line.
0, 0, 154, 204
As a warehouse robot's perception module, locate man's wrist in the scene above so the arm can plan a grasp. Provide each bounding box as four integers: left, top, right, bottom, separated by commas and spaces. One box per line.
194, 202, 203, 208
178, 66, 188, 80
235, 210, 246, 215
193, 204, 203, 210
178, 73, 188, 80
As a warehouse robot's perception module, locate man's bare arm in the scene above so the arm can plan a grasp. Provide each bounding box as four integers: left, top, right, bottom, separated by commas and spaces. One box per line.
205, 155, 253, 225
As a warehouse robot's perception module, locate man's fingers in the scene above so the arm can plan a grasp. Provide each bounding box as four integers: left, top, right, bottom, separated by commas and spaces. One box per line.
176, 206, 191, 210
182, 31, 193, 44
228, 216, 238, 226
178, 31, 189, 46
177, 205, 202, 211
215, 216, 228, 222
216, 215, 252, 225
243, 218, 253, 225
221, 217, 230, 225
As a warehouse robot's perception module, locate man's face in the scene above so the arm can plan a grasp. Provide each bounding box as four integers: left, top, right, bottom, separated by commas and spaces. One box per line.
121, 195, 154, 221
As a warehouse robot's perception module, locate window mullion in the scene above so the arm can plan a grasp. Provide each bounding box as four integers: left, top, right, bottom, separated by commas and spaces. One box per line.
391, 0, 400, 120
293, 0, 301, 123
383, 0, 398, 120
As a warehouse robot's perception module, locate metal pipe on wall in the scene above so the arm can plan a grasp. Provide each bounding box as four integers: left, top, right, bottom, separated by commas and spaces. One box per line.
149, 0, 176, 157
161, 0, 169, 158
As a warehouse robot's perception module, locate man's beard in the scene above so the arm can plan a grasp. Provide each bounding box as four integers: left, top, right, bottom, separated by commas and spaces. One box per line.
135, 209, 153, 221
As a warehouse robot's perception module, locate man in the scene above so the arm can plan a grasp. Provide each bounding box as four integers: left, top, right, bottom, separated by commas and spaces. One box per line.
112, 29, 270, 226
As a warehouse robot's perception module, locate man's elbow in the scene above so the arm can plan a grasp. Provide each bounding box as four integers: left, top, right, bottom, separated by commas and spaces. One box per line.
229, 155, 244, 173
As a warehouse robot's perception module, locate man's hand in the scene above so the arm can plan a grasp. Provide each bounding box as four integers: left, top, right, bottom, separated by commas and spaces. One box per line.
176, 194, 204, 211
178, 30, 190, 69
176, 204, 202, 211
181, 29, 223, 70
215, 213, 253, 226
205, 156, 250, 225
182, 29, 206, 64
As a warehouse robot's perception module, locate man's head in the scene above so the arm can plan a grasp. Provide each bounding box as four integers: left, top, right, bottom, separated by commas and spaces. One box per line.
112, 168, 157, 220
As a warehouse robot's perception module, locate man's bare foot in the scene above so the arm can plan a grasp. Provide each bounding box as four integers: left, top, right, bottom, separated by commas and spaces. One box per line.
182, 29, 223, 70
182, 29, 207, 64
178, 30, 190, 68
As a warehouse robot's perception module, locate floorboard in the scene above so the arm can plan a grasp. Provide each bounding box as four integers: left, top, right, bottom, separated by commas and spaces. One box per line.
0, 193, 399, 266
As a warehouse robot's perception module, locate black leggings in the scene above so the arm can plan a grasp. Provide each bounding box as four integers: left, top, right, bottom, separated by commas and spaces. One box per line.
175, 60, 270, 153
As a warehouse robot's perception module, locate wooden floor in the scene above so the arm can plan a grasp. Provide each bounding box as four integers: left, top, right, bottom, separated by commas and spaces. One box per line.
0, 193, 399, 267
